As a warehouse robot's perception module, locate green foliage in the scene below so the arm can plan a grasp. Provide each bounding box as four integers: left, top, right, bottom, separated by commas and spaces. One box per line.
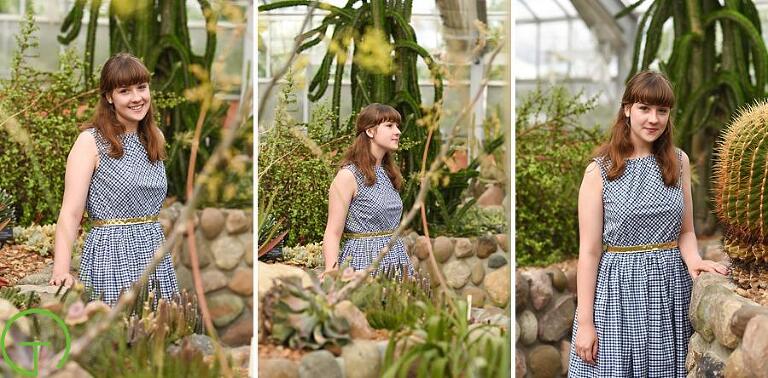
259, 79, 347, 246
12, 224, 85, 257
0, 9, 96, 225
259, 0, 445, 188
432, 206, 507, 237
261, 275, 351, 350
0, 287, 40, 310
0, 189, 14, 232
622, 0, 768, 233
350, 271, 432, 330
516, 86, 602, 266
382, 299, 509, 377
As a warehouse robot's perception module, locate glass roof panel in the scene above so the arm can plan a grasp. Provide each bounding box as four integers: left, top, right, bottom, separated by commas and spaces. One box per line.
521, 0, 570, 19
552, 0, 578, 17
514, 0, 534, 19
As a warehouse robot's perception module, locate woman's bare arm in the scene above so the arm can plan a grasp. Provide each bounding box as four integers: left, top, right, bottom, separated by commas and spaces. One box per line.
321, 169, 357, 274
576, 162, 604, 326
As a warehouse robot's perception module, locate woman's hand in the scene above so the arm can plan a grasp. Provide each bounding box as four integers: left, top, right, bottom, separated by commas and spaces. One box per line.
49, 271, 76, 287
575, 322, 598, 365
688, 259, 728, 279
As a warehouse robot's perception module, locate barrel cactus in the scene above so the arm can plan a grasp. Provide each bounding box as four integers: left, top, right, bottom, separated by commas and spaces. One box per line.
260, 276, 351, 350
713, 100, 768, 294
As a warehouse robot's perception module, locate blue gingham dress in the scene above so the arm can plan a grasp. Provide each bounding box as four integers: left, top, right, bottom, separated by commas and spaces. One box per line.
568, 153, 693, 377
337, 164, 414, 275
78, 128, 179, 305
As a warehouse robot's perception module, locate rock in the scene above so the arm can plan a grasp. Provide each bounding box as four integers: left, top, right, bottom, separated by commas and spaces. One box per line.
228, 345, 251, 369
208, 292, 245, 327
18, 268, 52, 285
474, 308, 510, 329
515, 352, 526, 378
518, 310, 538, 346
462, 287, 486, 308
299, 350, 342, 378
548, 268, 568, 292
225, 209, 249, 235
258, 262, 312, 301
723, 348, 749, 378
687, 333, 707, 371
181, 334, 216, 356
221, 310, 253, 346
200, 208, 226, 239
433, 236, 453, 263
487, 254, 508, 269
341, 340, 382, 378
475, 236, 497, 258
730, 305, 768, 339
560, 340, 571, 375
538, 294, 576, 342
159, 218, 173, 236
454, 238, 474, 258
444, 260, 471, 289
564, 268, 577, 294
516, 273, 529, 311
243, 234, 253, 266
228, 267, 253, 296
742, 315, 768, 375
528, 270, 553, 311
711, 294, 751, 348
515, 320, 520, 344
496, 234, 508, 253
181, 232, 211, 269
15, 284, 60, 305
176, 266, 193, 291
212, 236, 245, 270
200, 269, 228, 293
484, 265, 510, 307
697, 343, 729, 378
413, 236, 430, 260
334, 300, 374, 339
259, 358, 299, 378
50, 361, 93, 378
690, 283, 733, 342
528, 344, 562, 378
477, 184, 504, 207
471, 261, 485, 285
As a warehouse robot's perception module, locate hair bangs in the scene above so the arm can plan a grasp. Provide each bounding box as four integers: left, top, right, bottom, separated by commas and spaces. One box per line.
103, 57, 151, 91
626, 74, 675, 108
369, 104, 401, 127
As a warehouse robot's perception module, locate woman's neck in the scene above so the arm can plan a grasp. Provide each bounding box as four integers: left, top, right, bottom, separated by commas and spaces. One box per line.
370, 144, 385, 166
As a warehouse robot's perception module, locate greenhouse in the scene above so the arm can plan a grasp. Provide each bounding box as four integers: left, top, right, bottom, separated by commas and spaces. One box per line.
517, 0, 768, 377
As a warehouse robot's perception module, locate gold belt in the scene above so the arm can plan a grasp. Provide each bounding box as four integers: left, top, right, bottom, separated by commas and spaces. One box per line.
603, 241, 678, 253
91, 215, 160, 227
342, 229, 396, 240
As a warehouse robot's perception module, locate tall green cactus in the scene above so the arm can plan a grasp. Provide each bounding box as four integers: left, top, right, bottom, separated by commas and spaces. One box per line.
712, 101, 768, 291
259, 0, 444, 179
57, 0, 221, 201
621, 0, 768, 234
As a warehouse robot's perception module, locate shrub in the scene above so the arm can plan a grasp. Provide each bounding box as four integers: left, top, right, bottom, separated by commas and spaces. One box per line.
0, 189, 14, 232
515, 86, 602, 266
259, 78, 349, 246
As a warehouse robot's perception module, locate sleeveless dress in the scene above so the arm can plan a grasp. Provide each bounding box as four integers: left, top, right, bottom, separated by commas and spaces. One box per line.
78, 128, 179, 305
337, 164, 414, 276
568, 153, 693, 377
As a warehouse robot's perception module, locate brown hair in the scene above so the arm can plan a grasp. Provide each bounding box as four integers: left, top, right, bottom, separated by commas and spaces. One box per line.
81, 52, 165, 161
594, 70, 679, 186
340, 103, 403, 190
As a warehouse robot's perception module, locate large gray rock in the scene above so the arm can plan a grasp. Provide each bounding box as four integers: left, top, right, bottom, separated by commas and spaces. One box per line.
15, 284, 60, 304
462, 287, 486, 308
211, 235, 245, 270
181, 232, 212, 269
742, 315, 768, 376
516, 273, 529, 311
695, 343, 729, 378
454, 238, 474, 258
471, 260, 485, 286
225, 209, 249, 235
333, 300, 374, 339
528, 344, 562, 378
176, 266, 193, 291
208, 292, 245, 327
730, 305, 768, 339
528, 270, 553, 311
686, 333, 708, 371
413, 236, 430, 260
515, 352, 526, 378
228, 267, 253, 296
259, 358, 299, 378
690, 283, 733, 342
200, 208, 226, 239
711, 293, 752, 348
201, 269, 228, 293
444, 260, 471, 289
548, 268, 568, 292
488, 254, 508, 269
341, 340, 382, 378
18, 264, 53, 285
723, 348, 749, 378
257, 262, 312, 301
518, 310, 538, 346
299, 350, 342, 378
560, 340, 572, 376
538, 294, 576, 342
221, 310, 253, 346
433, 236, 453, 263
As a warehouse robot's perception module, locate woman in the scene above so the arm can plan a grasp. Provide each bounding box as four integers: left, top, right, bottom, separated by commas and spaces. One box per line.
49, 53, 179, 305
320, 103, 414, 278
569, 71, 727, 377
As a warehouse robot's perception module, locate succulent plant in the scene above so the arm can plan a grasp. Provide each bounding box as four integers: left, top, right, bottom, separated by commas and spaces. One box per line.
261, 275, 351, 350
0, 189, 14, 232
713, 100, 768, 291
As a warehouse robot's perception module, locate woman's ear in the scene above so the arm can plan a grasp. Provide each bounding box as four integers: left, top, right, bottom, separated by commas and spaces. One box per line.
624, 104, 631, 118
366, 128, 375, 138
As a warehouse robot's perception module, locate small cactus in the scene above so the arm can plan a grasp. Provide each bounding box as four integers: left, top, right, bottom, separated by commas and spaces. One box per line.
0, 189, 14, 232
713, 100, 768, 292
261, 275, 351, 350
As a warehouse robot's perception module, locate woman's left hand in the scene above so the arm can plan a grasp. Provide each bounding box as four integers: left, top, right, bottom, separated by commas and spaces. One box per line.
688, 259, 728, 279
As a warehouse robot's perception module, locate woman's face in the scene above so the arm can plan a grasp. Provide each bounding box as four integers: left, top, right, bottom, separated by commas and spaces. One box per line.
625, 102, 670, 146
108, 82, 151, 127
367, 120, 401, 151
